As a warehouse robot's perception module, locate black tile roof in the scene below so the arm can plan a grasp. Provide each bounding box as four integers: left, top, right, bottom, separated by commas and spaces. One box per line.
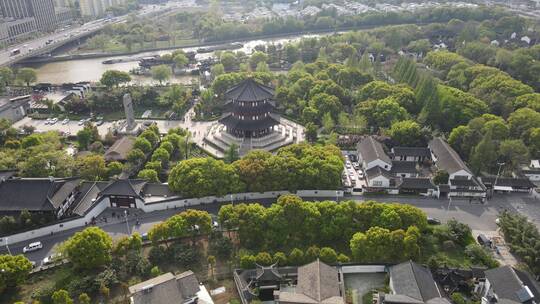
481, 177, 536, 189
225, 78, 275, 102
429, 137, 472, 175
392, 147, 431, 158
0, 178, 75, 212
0, 170, 17, 181
357, 136, 391, 165
366, 166, 393, 179
99, 179, 147, 198
219, 113, 279, 131
485, 266, 528, 304
389, 261, 441, 302
391, 161, 418, 174
398, 178, 437, 190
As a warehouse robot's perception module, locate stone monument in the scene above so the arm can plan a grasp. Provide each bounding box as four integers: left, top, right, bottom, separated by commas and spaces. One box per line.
123, 93, 136, 131
116, 93, 140, 135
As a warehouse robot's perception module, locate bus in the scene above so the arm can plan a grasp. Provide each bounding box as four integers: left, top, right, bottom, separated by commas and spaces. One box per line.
10, 49, 20, 56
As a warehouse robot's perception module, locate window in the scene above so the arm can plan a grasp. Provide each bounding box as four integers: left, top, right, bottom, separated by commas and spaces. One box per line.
373, 180, 383, 187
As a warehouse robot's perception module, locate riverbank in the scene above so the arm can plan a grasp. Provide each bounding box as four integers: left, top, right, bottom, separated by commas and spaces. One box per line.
19, 22, 425, 64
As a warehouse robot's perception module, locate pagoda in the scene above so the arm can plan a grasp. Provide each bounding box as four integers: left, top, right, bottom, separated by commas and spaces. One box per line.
219, 78, 279, 138
203, 78, 302, 157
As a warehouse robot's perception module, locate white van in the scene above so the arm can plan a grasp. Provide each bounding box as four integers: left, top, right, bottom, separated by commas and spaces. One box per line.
23, 241, 43, 253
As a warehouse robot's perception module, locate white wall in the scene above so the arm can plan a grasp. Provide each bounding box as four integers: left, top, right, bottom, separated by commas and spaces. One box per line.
449, 170, 472, 180
525, 173, 540, 181
365, 159, 391, 171
1, 190, 345, 244
368, 175, 390, 188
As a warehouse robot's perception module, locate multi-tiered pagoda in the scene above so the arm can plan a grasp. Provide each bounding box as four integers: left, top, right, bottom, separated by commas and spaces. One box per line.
203, 78, 302, 158
219, 78, 279, 138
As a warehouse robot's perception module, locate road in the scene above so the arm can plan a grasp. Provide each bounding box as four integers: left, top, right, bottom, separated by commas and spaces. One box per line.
2, 193, 532, 266
0, 2, 194, 67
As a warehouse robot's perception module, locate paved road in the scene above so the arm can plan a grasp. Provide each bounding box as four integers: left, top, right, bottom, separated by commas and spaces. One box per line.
0, 2, 193, 66
3, 193, 531, 266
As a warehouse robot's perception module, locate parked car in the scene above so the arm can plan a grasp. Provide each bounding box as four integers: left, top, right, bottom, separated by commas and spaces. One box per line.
78, 119, 85, 126
23, 241, 43, 253
141, 233, 149, 241
50, 118, 58, 124
427, 217, 441, 225
62, 118, 69, 125
42, 253, 62, 266
96, 120, 104, 126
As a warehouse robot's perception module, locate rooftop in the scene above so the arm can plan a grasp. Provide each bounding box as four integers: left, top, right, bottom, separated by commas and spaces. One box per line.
129, 271, 200, 304
428, 137, 471, 175
225, 78, 275, 102
391, 147, 431, 158
357, 136, 391, 165
389, 261, 441, 302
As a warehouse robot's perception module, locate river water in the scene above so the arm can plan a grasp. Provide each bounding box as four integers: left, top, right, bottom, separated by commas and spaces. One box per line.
22, 34, 325, 84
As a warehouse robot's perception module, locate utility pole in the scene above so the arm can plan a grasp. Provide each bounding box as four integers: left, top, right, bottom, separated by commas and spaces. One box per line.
124, 210, 130, 235
4, 237, 11, 255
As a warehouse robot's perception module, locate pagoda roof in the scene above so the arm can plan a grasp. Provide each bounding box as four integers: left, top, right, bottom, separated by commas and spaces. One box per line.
225, 78, 275, 102
219, 113, 279, 131
224, 101, 276, 114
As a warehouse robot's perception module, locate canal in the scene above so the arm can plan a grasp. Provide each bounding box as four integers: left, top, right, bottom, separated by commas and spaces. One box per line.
21, 34, 327, 84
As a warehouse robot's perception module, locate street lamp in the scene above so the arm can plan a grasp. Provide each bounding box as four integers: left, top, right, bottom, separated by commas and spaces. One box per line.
336, 190, 339, 202
230, 194, 234, 205
124, 210, 130, 235
494, 162, 506, 187
4, 237, 11, 255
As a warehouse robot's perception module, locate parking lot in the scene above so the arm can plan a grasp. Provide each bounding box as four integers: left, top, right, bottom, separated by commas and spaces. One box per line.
342, 152, 366, 192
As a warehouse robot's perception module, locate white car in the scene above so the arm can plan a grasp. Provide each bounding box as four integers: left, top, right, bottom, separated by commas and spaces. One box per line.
78, 119, 85, 126
23, 241, 43, 253
62, 118, 69, 125
42, 253, 62, 266
50, 118, 58, 124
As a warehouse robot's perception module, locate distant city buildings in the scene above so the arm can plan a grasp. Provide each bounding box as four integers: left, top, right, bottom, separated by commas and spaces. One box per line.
79, 0, 127, 18
0, 0, 73, 46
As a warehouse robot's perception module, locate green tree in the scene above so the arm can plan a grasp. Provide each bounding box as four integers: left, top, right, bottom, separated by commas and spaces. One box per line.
151, 148, 170, 167
319, 247, 338, 264
52, 289, 73, 304
305, 122, 318, 143
151, 65, 172, 85
387, 120, 428, 147
17, 68, 37, 86
273, 252, 287, 266
140, 130, 159, 147
498, 139, 529, 172
288, 248, 304, 266
77, 154, 107, 181
240, 255, 256, 269
433, 170, 449, 185
127, 148, 146, 165
134, 137, 152, 154
137, 169, 159, 182
173, 53, 189, 68
470, 130, 498, 174
62, 227, 113, 270
255, 252, 273, 266
224, 144, 239, 164
220, 52, 237, 71
79, 293, 91, 304
76, 128, 94, 150
107, 161, 123, 177
0, 254, 33, 292
100, 70, 131, 88
249, 51, 268, 69
168, 157, 244, 197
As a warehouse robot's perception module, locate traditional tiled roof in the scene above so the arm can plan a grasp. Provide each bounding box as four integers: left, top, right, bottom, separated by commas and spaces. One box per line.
366, 166, 393, 180
225, 78, 275, 102
397, 178, 437, 190
391, 161, 418, 174
99, 179, 147, 198
357, 136, 391, 165
129, 271, 200, 304
389, 261, 441, 302
277, 260, 344, 304
0, 177, 77, 212
485, 266, 537, 304
104, 136, 135, 162
481, 177, 535, 189
428, 137, 471, 175
392, 147, 431, 158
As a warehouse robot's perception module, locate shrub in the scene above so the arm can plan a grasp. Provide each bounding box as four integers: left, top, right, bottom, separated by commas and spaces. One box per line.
319, 247, 338, 264
148, 246, 169, 265
240, 255, 256, 269
337, 253, 350, 263
273, 252, 287, 266
255, 252, 273, 266
288, 248, 304, 266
